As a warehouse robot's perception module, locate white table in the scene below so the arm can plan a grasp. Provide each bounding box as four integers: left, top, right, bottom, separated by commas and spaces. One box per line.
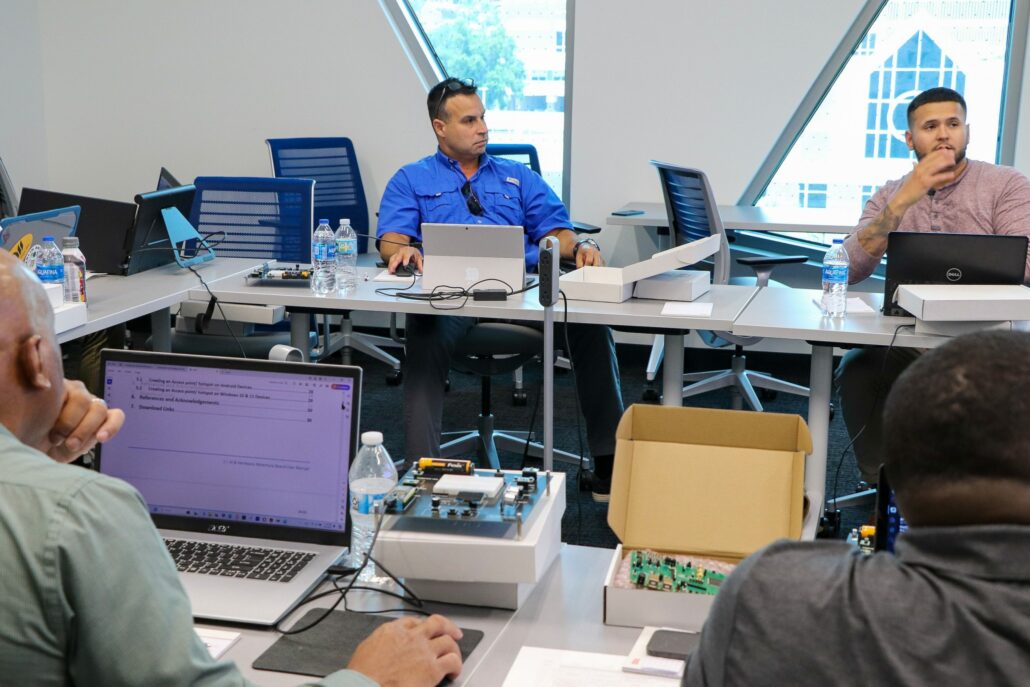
732, 287, 947, 537
218, 544, 640, 686
609, 202, 855, 234
57, 258, 264, 349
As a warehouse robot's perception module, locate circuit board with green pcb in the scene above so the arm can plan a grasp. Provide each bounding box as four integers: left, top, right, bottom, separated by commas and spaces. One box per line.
628, 550, 728, 595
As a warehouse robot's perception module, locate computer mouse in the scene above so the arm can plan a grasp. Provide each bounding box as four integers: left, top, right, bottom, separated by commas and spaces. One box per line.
394, 263, 418, 277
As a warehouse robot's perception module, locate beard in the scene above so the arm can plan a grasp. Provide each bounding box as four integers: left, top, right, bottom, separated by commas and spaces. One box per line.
914, 142, 967, 166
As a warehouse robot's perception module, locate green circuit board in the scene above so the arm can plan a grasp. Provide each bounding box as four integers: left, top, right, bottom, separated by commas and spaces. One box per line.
628, 550, 728, 595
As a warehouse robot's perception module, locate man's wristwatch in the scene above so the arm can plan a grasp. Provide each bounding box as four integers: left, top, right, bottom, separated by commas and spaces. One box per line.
572, 237, 600, 258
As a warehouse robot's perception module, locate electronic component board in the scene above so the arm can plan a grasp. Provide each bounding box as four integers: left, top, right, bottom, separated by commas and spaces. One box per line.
382, 465, 550, 538
628, 550, 729, 595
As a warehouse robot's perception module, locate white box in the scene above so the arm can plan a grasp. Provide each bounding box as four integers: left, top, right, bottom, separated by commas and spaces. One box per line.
373, 471, 565, 609
897, 284, 1030, 321
53, 302, 87, 331
559, 235, 721, 303
633, 270, 710, 302
43, 283, 63, 309
178, 299, 285, 325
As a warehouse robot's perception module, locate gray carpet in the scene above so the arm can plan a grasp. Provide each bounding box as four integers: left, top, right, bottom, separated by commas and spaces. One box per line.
348, 340, 868, 550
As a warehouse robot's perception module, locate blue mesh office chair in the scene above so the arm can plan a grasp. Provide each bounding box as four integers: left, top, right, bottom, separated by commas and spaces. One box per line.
168, 176, 320, 358
267, 137, 402, 379
652, 161, 809, 411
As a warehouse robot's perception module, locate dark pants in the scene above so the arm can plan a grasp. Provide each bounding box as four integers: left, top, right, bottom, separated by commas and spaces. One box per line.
403, 313, 624, 467
834, 346, 922, 483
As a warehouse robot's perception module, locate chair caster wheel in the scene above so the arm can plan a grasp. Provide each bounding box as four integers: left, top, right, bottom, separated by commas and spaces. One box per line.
386, 369, 403, 386
641, 387, 660, 402
512, 389, 528, 406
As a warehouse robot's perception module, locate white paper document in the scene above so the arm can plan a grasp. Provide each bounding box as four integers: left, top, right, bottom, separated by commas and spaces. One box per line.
502, 646, 676, 686
810, 296, 877, 315
660, 302, 714, 317
195, 627, 241, 659
373, 269, 421, 283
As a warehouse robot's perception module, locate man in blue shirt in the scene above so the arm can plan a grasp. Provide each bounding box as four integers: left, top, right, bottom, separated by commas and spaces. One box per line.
377, 78, 624, 499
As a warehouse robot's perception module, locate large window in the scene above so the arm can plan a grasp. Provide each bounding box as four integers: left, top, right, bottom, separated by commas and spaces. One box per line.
755, 0, 1017, 244
403, 0, 568, 193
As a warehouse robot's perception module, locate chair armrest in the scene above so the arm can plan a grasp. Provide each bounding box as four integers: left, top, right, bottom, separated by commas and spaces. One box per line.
735, 255, 808, 267
571, 220, 602, 234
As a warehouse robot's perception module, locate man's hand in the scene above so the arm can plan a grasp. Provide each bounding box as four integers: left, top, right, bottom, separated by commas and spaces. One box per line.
576, 243, 604, 268
388, 245, 423, 274
894, 148, 959, 210
40, 379, 125, 463
347, 614, 463, 687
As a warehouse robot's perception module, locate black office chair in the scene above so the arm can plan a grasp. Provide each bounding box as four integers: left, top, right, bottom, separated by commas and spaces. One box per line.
439, 323, 582, 469
651, 161, 810, 411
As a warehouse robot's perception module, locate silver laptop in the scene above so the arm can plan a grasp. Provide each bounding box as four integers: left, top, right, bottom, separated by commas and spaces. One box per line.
97, 350, 360, 626
420, 223, 526, 292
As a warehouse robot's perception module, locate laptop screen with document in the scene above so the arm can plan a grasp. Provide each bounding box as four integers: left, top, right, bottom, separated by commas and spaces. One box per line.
97, 350, 358, 546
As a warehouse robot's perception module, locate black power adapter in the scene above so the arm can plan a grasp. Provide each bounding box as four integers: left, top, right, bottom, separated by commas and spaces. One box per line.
472, 289, 508, 301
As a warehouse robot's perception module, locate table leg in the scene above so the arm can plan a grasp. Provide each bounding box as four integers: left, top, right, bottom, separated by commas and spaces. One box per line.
290, 312, 310, 362
803, 344, 833, 539
149, 307, 172, 352
662, 333, 684, 406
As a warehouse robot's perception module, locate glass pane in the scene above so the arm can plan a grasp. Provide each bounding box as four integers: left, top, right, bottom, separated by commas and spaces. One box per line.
757, 0, 1014, 245
407, 0, 568, 193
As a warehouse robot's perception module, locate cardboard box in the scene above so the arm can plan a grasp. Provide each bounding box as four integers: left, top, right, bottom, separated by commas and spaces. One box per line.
603, 405, 811, 630
559, 235, 721, 303
633, 270, 710, 302
897, 284, 1030, 321
373, 471, 565, 609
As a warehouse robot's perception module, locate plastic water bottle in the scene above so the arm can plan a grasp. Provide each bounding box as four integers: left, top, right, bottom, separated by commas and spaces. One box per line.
821, 238, 849, 318
24, 244, 43, 272
349, 431, 398, 582
334, 218, 358, 292
310, 219, 336, 295
35, 236, 65, 287
61, 236, 87, 303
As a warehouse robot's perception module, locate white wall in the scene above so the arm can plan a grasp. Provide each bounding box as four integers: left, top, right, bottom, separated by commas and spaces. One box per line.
32, 0, 434, 231
0, 0, 48, 196
569, 0, 866, 265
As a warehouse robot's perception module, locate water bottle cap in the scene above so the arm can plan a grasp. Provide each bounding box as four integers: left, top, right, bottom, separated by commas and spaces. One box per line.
318, 219, 330, 225
43, 235, 54, 242
832, 238, 844, 244
361, 431, 383, 446
61, 236, 79, 248
339, 218, 351, 225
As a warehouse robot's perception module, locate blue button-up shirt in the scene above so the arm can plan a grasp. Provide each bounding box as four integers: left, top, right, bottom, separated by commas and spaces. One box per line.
377, 149, 571, 271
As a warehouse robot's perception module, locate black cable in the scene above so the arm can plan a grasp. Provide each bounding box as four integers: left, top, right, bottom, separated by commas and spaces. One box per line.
375, 278, 538, 312
558, 290, 586, 547
187, 264, 248, 358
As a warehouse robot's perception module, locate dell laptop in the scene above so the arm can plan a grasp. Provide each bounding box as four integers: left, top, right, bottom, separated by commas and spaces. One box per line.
420, 222, 526, 293
97, 350, 360, 626
882, 232, 1028, 316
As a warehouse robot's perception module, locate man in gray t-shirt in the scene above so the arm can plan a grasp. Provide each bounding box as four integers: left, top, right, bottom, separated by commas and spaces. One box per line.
686, 330, 1030, 686
835, 87, 1030, 482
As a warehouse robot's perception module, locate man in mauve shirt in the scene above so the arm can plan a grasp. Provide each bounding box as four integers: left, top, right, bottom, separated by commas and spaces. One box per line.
835, 86, 1030, 483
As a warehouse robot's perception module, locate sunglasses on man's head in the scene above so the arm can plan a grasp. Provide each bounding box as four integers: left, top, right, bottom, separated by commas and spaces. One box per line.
433, 77, 476, 120
461, 181, 484, 216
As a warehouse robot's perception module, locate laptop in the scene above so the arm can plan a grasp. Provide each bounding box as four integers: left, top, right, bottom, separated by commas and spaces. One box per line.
96, 350, 360, 625
882, 232, 1028, 316
19, 188, 138, 275
420, 223, 525, 293
0, 206, 79, 260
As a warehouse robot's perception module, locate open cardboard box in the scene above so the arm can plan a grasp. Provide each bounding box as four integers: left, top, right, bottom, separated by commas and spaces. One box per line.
559, 234, 720, 303
603, 404, 811, 631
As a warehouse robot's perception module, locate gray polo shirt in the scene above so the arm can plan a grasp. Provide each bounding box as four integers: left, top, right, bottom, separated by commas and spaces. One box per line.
844, 159, 1030, 283
685, 526, 1030, 685
0, 425, 374, 687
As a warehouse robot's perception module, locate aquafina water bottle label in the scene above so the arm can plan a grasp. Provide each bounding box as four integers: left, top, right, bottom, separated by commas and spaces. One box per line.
312, 242, 331, 261
351, 491, 387, 515
821, 263, 848, 284
37, 264, 65, 283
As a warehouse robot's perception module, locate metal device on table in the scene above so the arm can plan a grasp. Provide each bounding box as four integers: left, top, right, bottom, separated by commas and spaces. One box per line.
382, 458, 551, 539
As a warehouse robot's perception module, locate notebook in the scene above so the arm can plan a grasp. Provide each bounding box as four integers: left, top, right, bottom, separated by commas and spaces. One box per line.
420, 223, 525, 293
882, 232, 1028, 316
19, 188, 138, 275
97, 349, 360, 626
0, 206, 79, 260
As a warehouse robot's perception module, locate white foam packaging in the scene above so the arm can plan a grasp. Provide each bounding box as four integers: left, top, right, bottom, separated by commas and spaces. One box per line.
559, 235, 720, 303
373, 471, 566, 610
897, 284, 1030, 321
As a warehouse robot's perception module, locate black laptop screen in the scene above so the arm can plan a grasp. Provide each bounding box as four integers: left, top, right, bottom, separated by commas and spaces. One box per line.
97, 351, 359, 543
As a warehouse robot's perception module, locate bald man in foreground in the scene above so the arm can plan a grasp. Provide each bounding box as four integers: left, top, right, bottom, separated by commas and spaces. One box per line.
0, 250, 463, 686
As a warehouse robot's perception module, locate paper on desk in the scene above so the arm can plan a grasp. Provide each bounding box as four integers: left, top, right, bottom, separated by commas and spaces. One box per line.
502, 646, 674, 686
660, 302, 714, 317
373, 269, 421, 283
195, 627, 241, 659
810, 296, 877, 315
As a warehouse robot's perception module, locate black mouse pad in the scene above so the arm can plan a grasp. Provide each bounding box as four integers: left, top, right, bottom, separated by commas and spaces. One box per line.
252, 609, 483, 678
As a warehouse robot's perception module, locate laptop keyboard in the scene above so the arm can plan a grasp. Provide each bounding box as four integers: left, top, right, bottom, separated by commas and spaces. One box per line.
164, 538, 316, 583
